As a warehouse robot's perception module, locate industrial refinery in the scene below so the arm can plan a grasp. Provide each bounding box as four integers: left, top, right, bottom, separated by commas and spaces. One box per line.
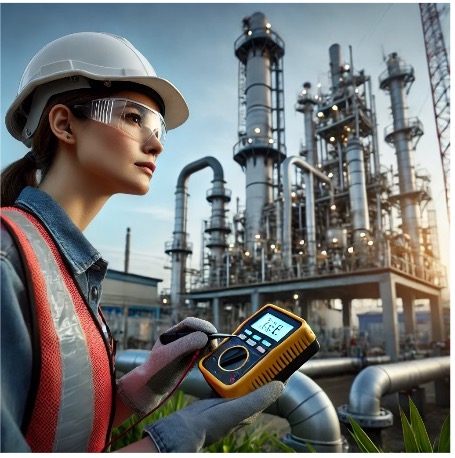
114, 7, 450, 453
163, 11, 449, 361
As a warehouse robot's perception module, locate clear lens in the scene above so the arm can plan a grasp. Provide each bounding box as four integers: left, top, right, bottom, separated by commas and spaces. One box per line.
77, 98, 166, 144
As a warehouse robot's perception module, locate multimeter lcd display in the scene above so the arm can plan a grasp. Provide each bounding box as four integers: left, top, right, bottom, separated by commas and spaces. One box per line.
199, 304, 320, 398
250, 312, 294, 342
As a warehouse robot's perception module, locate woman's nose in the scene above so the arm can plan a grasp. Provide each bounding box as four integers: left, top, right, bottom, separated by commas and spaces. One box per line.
143, 133, 164, 155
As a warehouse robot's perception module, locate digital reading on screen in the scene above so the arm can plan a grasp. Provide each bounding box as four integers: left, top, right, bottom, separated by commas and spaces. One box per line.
250, 312, 294, 342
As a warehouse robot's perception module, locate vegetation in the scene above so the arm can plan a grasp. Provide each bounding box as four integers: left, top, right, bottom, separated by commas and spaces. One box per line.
109, 390, 293, 452
349, 397, 450, 453
110, 392, 449, 453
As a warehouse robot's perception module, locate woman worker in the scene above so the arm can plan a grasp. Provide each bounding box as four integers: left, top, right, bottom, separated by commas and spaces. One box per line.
0, 32, 283, 453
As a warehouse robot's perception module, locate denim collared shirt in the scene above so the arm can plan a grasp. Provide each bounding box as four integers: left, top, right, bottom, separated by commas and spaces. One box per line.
1, 186, 108, 452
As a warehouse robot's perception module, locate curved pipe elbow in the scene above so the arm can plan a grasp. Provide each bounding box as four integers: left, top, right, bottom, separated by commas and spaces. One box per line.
176, 156, 225, 189
347, 356, 451, 417
266, 371, 342, 447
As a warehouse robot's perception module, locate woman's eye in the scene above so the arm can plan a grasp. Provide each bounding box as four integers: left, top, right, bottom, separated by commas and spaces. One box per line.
124, 112, 142, 126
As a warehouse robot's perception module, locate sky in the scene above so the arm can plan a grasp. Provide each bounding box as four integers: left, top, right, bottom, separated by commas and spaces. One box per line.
1, 1, 451, 293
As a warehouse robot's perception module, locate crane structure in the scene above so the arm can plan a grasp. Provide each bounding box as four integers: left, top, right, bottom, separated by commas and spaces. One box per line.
419, 3, 451, 220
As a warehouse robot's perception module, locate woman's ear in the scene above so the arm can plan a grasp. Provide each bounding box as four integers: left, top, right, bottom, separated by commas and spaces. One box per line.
48, 104, 75, 144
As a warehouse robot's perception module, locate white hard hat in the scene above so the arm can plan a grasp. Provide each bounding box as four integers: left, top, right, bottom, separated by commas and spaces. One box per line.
5, 32, 189, 146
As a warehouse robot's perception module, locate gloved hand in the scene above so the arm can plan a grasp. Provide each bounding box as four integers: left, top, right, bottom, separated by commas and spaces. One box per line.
116, 317, 217, 416
143, 381, 285, 452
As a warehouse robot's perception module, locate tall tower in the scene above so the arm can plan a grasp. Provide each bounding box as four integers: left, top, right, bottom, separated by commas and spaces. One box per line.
419, 3, 450, 220
379, 53, 424, 271
233, 12, 286, 253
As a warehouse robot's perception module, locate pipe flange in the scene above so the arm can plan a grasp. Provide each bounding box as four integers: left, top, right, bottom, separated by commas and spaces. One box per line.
337, 404, 394, 429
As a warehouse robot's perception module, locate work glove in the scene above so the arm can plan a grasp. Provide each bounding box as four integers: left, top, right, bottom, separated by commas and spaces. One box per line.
116, 317, 217, 416
143, 381, 285, 452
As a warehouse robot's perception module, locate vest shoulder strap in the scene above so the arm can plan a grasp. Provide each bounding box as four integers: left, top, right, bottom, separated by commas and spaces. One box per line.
1, 207, 42, 435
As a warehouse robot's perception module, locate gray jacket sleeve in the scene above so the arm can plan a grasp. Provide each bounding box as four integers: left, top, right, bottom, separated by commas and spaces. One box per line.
0, 225, 33, 452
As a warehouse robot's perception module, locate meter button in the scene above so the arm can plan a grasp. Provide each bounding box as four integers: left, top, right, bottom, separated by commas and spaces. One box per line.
257, 346, 266, 354
246, 338, 257, 347
253, 334, 262, 341
238, 333, 247, 340
244, 329, 252, 335
262, 340, 272, 347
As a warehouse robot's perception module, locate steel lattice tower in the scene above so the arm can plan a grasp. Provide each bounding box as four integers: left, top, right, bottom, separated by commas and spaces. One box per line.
419, 3, 451, 220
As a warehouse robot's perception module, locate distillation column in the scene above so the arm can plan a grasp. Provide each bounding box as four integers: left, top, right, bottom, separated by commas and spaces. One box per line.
165, 157, 230, 317
379, 53, 423, 271
233, 12, 286, 253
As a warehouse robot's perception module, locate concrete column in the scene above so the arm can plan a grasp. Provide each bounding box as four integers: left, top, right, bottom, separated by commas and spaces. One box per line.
299, 298, 309, 321
380, 277, 400, 361
342, 298, 352, 329
429, 294, 444, 341
212, 297, 220, 330
250, 290, 262, 314
402, 291, 417, 336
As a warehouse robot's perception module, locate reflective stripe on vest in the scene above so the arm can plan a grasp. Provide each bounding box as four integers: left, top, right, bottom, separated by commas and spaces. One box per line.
1, 208, 113, 452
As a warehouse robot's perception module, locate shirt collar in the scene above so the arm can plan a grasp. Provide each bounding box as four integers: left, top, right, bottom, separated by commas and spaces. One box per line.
15, 187, 107, 275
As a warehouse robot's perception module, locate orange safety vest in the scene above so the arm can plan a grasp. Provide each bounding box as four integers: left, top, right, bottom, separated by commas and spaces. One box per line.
1, 207, 115, 452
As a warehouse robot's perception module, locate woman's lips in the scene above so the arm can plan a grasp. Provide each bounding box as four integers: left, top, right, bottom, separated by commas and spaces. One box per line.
136, 162, 156, 175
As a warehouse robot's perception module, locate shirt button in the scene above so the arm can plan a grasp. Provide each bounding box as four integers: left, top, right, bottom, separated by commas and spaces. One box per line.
91, 286, 99, 301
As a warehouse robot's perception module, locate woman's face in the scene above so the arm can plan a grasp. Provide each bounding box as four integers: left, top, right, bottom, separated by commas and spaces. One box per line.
72, 90, 165, 196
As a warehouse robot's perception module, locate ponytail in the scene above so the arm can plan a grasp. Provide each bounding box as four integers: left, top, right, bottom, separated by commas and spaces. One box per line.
1, 153, 39, 207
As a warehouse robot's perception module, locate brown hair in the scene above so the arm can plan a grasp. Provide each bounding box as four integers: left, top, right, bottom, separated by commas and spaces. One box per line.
1, 87, 122, 207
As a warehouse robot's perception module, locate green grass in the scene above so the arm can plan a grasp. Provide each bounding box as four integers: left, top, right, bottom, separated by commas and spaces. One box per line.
109, 390, 294, 452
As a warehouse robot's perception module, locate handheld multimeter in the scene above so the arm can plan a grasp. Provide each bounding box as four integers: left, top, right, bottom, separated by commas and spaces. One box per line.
198, 303, 319, 398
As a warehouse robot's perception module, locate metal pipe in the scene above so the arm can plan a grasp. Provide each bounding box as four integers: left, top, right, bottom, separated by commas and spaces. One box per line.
346, 136, 370, 240
337, 356, 450, 428
169, 157, 227, 313
282, 156, 333, 270
329, 44, 342, 93
299, 356, 391, 378
115, 350, 345, 452
181, 369, 344, 453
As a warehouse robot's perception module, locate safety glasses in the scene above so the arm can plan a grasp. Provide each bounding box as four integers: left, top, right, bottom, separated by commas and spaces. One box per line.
73, 98, 166, 145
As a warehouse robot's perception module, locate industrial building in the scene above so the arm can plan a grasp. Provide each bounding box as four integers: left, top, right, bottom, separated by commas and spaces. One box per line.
162, 11, 449, 361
